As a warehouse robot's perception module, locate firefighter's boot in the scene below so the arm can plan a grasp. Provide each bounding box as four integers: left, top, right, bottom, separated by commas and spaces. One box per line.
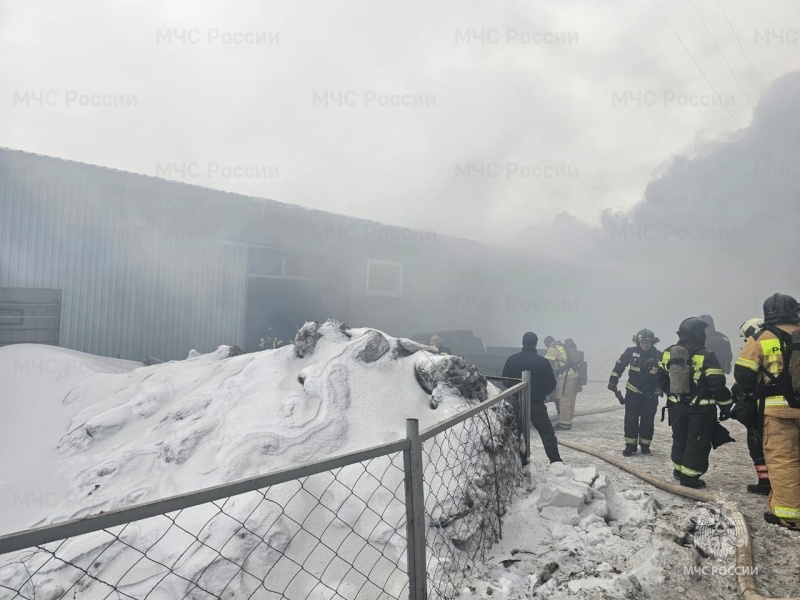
680, 475, 707, 489
747, 479, 771, 496
764, 512, 800, 530
622, 444, 637, 457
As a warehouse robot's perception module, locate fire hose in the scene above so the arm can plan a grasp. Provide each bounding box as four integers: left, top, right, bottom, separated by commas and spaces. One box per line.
555, 434, 792, 600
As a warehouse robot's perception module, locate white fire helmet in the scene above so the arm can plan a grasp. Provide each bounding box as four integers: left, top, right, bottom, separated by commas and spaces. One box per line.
739, 317, 763, 340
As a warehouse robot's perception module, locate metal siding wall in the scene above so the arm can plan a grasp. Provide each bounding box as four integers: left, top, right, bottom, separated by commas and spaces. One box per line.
0, 151, 247, 362
126, 229, 246, 361
1, 149, 487, 360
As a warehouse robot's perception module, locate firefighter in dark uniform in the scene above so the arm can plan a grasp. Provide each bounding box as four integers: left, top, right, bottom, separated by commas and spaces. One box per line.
700, 314, 734, 374
608, 329, 663, 456
659, 317, 732, 489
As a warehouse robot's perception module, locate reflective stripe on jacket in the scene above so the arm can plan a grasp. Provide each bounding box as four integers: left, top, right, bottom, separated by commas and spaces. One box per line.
735, 323, 800, 412
609, 345, 663, 395
659, 347, 730, 406
545, 342, 568, 373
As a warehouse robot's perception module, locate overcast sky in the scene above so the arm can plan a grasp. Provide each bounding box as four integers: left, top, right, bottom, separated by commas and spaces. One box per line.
2, 0, 800, 243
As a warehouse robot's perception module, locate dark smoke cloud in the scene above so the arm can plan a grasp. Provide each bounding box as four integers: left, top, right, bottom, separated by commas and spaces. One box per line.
503, 72, 800, 376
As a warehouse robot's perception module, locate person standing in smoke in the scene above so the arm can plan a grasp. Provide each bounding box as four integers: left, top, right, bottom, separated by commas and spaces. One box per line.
502, 332, 562, 463
429, 334, 452, 355
658, 318, 732, 489
543, 335, 566, 416
730, 317, 771, 495
608, 329, 663, 456
699, 314, 733, 375
556, 338, 581, 430
734, 293, 800, 528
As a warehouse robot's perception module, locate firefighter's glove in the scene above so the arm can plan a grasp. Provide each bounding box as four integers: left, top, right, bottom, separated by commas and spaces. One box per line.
607, 382, 618, 392
718, 404, 731, 421
730, 396, 758, 429
615, 390, 626, 405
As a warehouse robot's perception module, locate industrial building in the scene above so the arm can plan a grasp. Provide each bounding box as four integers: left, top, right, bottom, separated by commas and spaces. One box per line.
0, 147, 492, 361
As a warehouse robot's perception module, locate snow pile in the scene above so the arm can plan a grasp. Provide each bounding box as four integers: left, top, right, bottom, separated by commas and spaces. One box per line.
461, 462, 669, 599
1, 321, 495, 533
423, 398, 524, 597
4, 322, 697, 599
415, 352, 489, 407
0, 320, 515, 599
0, 344, 141, 534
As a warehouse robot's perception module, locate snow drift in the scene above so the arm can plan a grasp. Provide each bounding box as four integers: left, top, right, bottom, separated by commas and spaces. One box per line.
0, 320, 517, 599
0, 322, 702, 599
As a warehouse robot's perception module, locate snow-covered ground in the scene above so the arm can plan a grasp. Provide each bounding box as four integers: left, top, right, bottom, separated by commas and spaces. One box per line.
472, 384, 800, 600
1, 332, 799, 599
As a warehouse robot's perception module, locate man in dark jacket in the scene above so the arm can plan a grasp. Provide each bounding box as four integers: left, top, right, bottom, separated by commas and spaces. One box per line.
658, 317, 732, 489
608, 328, 663, 456
502, 332, 562, 463
699, 314, 733, 374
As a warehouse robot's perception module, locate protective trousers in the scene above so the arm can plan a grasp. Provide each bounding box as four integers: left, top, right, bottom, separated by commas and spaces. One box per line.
556, 372, 579, 427
624, 391, 658, 448
746, 424, 768, 482
669, 402, 716, 478
763, 415, 800, 524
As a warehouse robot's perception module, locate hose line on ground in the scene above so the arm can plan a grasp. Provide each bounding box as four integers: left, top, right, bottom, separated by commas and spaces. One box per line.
556, 438, 795, 600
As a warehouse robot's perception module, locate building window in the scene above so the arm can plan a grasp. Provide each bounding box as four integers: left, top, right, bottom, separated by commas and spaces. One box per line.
366, 260, 403, 297
248, 245, 342, 281
249, 247, 283, 276
282, 251, 307, 277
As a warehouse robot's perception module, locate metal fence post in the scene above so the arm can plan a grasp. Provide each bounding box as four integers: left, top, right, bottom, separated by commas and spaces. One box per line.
522, 371, 531, 463
404, 419, 427, 600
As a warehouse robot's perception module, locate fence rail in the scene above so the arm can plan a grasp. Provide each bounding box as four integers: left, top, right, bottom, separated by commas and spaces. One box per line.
0, 377, 530, 600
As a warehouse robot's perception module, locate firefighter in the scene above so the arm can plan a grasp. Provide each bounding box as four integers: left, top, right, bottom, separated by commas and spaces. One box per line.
659, 317, 732, 489
608, 329, 663, 456
544, 337, 572, 430
734, 293, 800, 529
699, 314, 734, 374
542, 336, 561, 412
557, 338, 582, 428
429, 335, 452, 355
259, 326, 285, 350
730, 317, 771, 495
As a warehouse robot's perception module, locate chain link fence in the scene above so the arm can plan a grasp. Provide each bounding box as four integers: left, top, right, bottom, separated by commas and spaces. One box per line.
0, 378, 529, 600
421, 395, 526, 597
